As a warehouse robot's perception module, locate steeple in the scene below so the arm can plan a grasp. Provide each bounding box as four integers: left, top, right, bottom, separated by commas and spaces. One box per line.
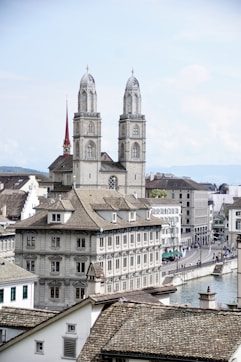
63, 100, 71, 157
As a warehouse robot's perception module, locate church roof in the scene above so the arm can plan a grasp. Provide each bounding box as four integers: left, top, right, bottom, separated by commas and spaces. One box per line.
125, 72, 140, 91
48, 154, 73, 173
78, 301, 241, 362
80, 70, 95, 88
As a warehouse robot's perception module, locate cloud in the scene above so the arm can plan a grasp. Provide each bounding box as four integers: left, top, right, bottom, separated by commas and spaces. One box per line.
165, 64, 210, 89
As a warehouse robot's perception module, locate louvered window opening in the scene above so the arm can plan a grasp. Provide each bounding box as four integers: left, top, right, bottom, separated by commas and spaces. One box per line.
64, 337, 76, 358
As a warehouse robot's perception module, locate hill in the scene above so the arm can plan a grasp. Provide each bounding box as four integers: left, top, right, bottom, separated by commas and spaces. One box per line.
0, 166, 48, 177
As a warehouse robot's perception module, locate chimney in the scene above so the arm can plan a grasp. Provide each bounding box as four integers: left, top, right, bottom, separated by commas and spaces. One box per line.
199, 286, 216, 309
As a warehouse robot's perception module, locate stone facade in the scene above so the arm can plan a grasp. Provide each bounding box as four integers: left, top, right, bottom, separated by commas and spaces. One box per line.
50, 69, 146, 198
14, 189, 164, 310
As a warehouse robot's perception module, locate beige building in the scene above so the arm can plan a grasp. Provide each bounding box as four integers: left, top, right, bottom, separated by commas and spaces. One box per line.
14, 189, 165, 310
49, 69, 146, 198
146, 173, 210, 247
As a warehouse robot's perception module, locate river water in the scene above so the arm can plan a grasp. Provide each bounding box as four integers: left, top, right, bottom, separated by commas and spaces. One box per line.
169, 270, 238, 309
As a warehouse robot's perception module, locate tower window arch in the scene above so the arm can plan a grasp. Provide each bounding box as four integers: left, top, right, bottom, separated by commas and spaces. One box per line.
86, 141, 96, 159
133, 124, 139, 136
88, 121, 95, 134
127, 94, 132, 114
134, 93, 139, 114
109, 176, 118, 190
120, 143, 124, 160
75, 141, 80, 158
121, 124, 125, 137
131, 142, 140, 159
90, 91, 94, 112
81, 91, 87, 112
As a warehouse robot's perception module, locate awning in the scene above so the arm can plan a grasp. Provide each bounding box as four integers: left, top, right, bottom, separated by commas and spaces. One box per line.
162, 251, 182, 259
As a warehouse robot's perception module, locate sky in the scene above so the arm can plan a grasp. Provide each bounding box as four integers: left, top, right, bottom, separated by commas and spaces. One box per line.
1, 0, 241, 175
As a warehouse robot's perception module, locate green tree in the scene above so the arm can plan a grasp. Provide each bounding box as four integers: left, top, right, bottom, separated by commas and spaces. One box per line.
150, 189, 167, 198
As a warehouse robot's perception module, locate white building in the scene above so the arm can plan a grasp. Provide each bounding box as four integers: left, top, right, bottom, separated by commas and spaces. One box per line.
0, 257, 38, 309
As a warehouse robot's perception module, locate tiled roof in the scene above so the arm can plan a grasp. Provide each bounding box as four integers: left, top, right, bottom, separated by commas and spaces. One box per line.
227, 197, 241, 209
78, 302, 241, 362
14, 189, 165, 232
146, 176, 208, 191
0, 189, 27, 219
48, 155, 73, 172
140, 197, 180, 206
0, 258, 38, 283
0, 306, 57, 328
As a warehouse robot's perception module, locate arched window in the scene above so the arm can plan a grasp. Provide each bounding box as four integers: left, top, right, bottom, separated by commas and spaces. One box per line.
75, 141, 80, 158
121, 124, 125, 137
120, 143, 124, 159
90, 91, 94, 112
133, 124, 139, 136
81, 91, 87, 112
88, 121, 94, 134
135, 93, 139, 114
109, 176, 118, 190
132, 142, 140, 159
127, 94, 132, 113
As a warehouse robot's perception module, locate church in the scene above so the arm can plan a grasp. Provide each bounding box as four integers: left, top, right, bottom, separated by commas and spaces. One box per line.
49, 69, 146, 197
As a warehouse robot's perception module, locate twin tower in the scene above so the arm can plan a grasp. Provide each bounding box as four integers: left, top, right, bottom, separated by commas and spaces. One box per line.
54, 69, 147, 198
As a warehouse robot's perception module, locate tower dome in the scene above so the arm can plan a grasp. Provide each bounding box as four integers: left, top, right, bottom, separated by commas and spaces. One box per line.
78, 67, 97, 113
123, 70, 141, 115
125, 73, 140, 91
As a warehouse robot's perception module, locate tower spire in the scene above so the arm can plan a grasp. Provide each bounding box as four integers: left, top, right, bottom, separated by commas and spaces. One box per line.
63, 99, 71, 157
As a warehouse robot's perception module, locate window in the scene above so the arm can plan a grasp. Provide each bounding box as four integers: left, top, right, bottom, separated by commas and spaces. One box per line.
50, 287, 59, 299
100, 237, 104, 247
179, 193, 182, 199
76, 262, 85, 273
67, 324, 76, 333
116, 259, 120, 269
137, 255, 141, 265
150, 253, 153, 263
0, 289, 4, 303
109, 175, 118, 190
150, 231, 153, 240
137, 233, 141, 242
144, 254, 147, 264
11, 287, 16, 301
187, 201, 190, 207
51, 236, 60, 248
187, 193, 190, 199
108, 236, 112, 247
123, 235, 127, 245
116, 235, 120, 246
0, 329, 6, 344
51, 261, 60, 273
236, 220, 241, 230
130, 234, 134, 244
130, 256, 134, 266
26, 260, 35, 272
76, 238, 85, 248
35, 341, 44, 354
27, 235, 35, 247
23, 285, 28, 299
76, 287, 85, 300
144, 233, 147, 242
52, 213, 61, 222
133, 124, 139, 136
107, 260, 112, 271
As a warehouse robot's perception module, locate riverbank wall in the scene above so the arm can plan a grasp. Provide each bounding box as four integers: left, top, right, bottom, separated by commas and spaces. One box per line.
162, 258, 237, 286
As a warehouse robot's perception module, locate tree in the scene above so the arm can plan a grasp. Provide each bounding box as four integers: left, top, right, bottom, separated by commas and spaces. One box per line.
150, 189, 167, 198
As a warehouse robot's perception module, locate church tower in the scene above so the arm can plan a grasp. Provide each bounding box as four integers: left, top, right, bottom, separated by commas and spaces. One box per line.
63, 100, 71, 157
118, 71, 146, 197
73, 68, 102, 188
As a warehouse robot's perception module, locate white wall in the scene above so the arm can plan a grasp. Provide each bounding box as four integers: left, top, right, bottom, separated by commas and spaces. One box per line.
0, 302, 103, 362
0, 281, 35, 309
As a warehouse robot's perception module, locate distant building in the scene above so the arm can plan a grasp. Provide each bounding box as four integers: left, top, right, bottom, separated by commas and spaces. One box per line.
0, 225, 15, 262
146, 173, 210, 247
0, 257, 38, 309
49, 69, 146, 198
14, 189, 165, 310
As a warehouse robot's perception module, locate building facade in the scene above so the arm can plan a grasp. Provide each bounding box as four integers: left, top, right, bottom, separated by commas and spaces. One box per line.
146, 173, 210, 247
49, 69, 146, 198
14, 189, 164, 310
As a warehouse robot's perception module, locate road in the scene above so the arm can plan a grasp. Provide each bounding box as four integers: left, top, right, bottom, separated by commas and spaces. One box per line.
161, 245, 231, 275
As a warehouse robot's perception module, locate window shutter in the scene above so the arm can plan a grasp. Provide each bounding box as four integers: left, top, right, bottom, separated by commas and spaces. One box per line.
64, 337, 76, 358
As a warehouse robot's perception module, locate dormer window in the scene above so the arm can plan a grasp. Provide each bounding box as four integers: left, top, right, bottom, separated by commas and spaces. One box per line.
52, 213, 61, 222
129, 211, 136, 222
147, 210, 151, 220
112, 212, 117, 223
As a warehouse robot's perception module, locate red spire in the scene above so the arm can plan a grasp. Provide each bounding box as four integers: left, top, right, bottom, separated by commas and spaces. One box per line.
63, 100, 71, 157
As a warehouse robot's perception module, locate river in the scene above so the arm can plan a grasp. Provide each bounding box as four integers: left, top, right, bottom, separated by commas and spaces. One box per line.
169, 270, 238, 308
